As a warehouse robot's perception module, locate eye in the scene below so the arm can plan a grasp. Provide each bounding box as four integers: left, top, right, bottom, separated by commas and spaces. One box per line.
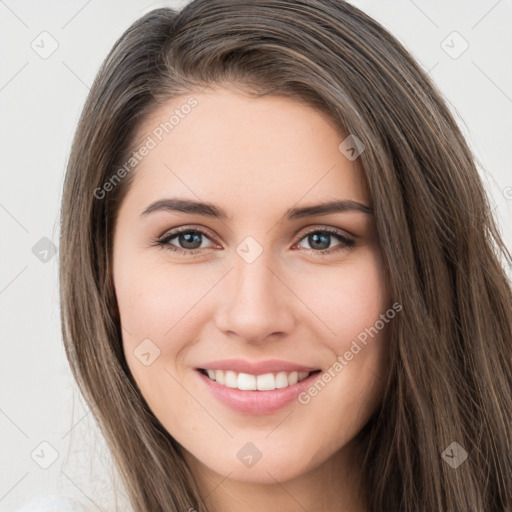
294, 227, 355, 255
154, 226, 218, 256
153, 225, 356, 257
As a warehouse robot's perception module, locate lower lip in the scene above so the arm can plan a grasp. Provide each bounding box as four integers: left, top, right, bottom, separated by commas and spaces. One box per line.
196, 369, 321, 415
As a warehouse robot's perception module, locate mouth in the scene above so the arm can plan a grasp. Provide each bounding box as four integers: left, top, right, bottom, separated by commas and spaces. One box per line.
197, 368, 322, 391
195, 367, 322, 415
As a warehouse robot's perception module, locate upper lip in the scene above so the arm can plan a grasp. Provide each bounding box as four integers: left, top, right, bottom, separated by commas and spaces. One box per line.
196, 358, 320, 375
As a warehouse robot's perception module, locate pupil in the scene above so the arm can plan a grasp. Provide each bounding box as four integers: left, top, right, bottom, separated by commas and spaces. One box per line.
310, 233, 330, 250
180, 232, 201, 249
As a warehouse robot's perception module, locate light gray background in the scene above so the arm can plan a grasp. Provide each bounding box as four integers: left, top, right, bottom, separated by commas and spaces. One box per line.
1, 0, 511, 510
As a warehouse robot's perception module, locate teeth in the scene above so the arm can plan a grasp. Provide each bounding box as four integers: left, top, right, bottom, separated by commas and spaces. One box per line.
275, 371, 289, 388
238, 373, 256, 390
215, 369, 225, 385
224, 370, 238, 388
204, 369, 312, 390
257, 373, 276, 390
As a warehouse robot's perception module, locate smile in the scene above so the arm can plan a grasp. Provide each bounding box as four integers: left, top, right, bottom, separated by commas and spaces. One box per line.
196, 368, 322, 415
199, 368, 319, 391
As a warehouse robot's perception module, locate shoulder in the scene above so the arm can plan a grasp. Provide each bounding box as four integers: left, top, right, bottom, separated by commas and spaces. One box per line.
14, 495, 90, 512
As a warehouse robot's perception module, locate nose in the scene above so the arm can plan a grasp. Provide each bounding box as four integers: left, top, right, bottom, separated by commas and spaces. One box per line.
214, 252, 296, 344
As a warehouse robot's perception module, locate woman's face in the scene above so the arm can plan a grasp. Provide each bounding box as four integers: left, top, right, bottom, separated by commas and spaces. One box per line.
113, 86, 391, 486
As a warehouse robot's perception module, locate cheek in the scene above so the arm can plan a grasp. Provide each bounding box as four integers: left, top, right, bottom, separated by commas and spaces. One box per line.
113, 257, 209, 423
114, 251, 216, 339
291, 250, 391, 429
295, 249, 390, 347
112, 249, 204, 396
113, 252, 236, 418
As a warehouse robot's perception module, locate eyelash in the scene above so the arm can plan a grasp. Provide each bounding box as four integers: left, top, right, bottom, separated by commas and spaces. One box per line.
152, 225, 356, 257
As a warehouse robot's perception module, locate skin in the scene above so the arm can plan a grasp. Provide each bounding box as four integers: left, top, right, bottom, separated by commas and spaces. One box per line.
113, 86, 391, 512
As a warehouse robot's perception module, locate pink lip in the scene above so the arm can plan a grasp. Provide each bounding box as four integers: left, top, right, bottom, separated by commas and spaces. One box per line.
196, 369, 322, 415
196, 358, 319, 375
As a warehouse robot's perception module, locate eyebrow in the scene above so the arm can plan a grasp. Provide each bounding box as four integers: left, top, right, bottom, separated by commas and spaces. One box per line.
140, 198, 373, 220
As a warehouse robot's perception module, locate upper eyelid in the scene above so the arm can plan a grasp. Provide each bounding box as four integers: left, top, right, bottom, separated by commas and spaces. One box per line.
158, 224, 218, 243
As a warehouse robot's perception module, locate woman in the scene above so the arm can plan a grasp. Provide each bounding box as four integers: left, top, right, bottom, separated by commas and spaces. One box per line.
58, 0, 512, 510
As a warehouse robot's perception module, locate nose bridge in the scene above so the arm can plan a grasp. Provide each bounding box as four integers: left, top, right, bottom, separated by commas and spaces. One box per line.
215, 245, 294, 342
233, 248, 275, 299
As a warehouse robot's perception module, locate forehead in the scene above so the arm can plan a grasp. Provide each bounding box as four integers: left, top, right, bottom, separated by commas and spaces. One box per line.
123, 87, 369, 213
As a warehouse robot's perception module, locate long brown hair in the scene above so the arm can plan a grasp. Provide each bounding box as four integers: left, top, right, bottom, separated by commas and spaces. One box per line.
59, 1, 512, 510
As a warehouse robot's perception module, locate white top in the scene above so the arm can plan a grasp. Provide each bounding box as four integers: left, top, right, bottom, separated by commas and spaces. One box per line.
14, 495, 90, 512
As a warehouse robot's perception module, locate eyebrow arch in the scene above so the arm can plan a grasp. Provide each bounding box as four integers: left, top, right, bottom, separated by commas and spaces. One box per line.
140, 198, 229, 219
140, 198, 373, 220
286, 199, 373, 219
